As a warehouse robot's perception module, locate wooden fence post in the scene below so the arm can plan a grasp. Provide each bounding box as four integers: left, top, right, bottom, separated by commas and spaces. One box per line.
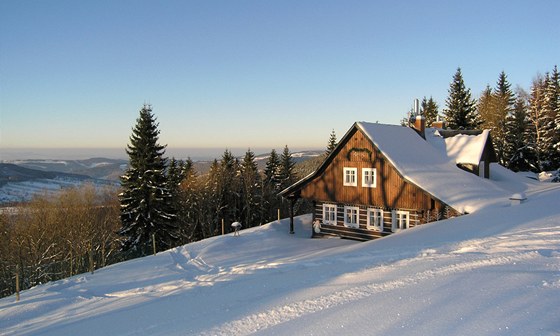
89, 243, 94, 274
152, 233, 156, 256
15, 263, 20, 302
277, 209, 280, 221
221, 219, 225, 235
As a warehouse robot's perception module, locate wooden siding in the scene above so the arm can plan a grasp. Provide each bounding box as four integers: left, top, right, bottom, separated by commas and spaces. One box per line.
300, 127, 448, 213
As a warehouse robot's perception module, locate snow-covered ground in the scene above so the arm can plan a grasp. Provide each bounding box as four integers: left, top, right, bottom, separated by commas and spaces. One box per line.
1, 174, 559, 335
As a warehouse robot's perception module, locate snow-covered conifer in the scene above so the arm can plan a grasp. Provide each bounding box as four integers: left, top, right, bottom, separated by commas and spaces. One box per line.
326, 129, 337, 155
119, 105, 179, 256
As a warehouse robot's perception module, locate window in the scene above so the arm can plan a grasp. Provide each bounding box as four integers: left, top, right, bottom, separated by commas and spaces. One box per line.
392, 210, 410, 232
362, 168, 377, 188
344, 206, 360, 228
367, 208, 384, 231
322, 204, 337, 225
343, 167, 357, 186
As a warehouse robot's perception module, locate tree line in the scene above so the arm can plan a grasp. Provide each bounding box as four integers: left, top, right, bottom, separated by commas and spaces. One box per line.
413, 66, 560, 173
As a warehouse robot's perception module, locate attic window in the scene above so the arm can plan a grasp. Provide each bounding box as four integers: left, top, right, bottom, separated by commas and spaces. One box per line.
362, 168, 377, 188
343, 167, 357, 186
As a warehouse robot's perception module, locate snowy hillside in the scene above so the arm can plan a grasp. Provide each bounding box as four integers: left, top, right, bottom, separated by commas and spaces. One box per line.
0, 163, 119, 204
1, 176, 559, 335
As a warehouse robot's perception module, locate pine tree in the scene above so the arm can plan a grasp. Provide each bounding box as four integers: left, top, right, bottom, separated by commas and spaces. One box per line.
421, 96, 439, 127
444, 67, 480, 130
326, 129, 337, 155
119, 105, 178, 256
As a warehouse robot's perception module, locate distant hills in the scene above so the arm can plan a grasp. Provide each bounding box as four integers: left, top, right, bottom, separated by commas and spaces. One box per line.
0, 161, 121, 204
0, 150, 325, 204
7, 158, 129, 181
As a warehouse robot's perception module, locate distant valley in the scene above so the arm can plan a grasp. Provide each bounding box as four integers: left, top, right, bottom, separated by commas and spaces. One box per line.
0, 161, 120, 204
0, 150, 324, 204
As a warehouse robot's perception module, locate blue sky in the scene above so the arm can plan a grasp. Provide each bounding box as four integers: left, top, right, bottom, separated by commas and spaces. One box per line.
1, 0, 558, 155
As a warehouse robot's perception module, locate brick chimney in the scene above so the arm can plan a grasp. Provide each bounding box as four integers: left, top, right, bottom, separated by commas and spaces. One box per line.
431, 115, 445, 129
414, 115, 426, 139
410, 99, 425, 139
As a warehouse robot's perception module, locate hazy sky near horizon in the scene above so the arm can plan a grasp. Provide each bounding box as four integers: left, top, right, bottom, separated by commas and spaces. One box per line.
1, 0, 558, 152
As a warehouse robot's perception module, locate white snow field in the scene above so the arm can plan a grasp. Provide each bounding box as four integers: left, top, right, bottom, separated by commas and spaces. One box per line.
1, 173, 559, 335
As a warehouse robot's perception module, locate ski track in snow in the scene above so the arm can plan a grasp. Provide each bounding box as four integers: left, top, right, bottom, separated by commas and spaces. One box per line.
200, 251, 541, 336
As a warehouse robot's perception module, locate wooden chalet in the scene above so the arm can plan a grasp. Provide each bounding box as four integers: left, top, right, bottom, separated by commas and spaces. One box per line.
280, 119, 504, 241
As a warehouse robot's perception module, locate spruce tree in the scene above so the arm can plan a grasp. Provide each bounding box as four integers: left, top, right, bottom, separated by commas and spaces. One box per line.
200, 159, 221, 237
505, 91, 536, 171
263, 149, 280, 188
477, 85, 494, 130
326, 129, 337, 155
262, 149, 281, 222
493, 71, 516, 165
421, 96, 439, 127
479, 72, 516, 165
216, 150, 243, 229
444, 68, 480, 130
278, 145, 296, 191
240, 149, 261, 227
176, 158, 202, 243
528, 75, 553, 171
544, 66, 560, 169
119, 105, 178, 256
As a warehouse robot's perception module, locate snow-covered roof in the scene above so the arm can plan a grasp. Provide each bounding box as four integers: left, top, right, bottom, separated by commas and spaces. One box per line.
425, 128, 490, 165
356, 122, 508, 213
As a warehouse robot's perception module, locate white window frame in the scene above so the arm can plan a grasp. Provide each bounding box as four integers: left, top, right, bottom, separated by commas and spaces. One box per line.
392, 210, 410, 232
322, 204, 337, 225
362, 168, 377, 188
343, 206, 360, 228
367, 208, 384, 231
343, 167, 358, 186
